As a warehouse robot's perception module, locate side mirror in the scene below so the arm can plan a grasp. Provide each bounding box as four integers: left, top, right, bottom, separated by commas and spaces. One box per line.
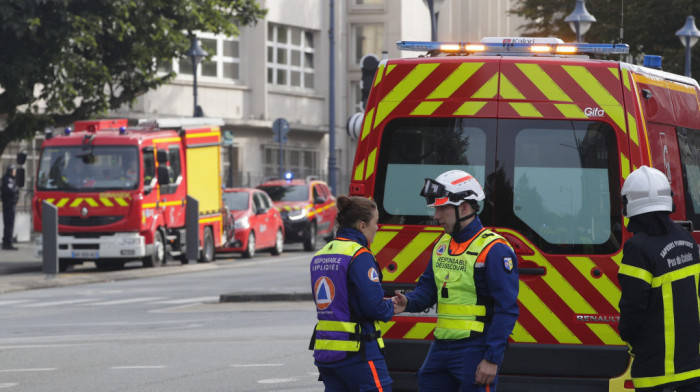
157, 166, 171, 186
156, 148, 169, 164
15, 167, 25, 188
314, 197, 325, 204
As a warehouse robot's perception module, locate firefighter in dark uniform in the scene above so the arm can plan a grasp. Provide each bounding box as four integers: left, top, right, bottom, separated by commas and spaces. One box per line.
309, 195, 395, 391
618, 166, 700, 392
1, 164, 20, 250
393, 170, 519, 392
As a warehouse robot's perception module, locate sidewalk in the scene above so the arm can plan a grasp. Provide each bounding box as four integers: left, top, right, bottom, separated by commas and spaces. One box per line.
0, 241, 41, 275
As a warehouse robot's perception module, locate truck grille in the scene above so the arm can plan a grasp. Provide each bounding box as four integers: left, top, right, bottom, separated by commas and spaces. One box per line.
58, 216, 124, 227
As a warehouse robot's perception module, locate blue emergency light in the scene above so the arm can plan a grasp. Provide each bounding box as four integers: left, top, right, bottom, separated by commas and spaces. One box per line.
64, 127, 72, 136
397, 37, 629, 56
119, 126, 127, 135
284, 172, 293, 181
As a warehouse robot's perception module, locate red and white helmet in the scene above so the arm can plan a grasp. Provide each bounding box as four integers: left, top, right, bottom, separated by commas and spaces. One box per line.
420, 170, 485, 207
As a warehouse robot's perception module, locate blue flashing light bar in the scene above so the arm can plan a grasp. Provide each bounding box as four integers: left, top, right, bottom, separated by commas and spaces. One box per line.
397, 38, 629, 56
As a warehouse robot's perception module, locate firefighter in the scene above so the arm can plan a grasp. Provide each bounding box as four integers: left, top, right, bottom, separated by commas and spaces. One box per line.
309, 195, 394, 391
618, 166, 700, 392
1, 164, 20, 250
392, 170, 519, 392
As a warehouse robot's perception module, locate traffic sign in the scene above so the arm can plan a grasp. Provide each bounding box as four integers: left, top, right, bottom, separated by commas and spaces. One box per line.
272, 118, 290, 144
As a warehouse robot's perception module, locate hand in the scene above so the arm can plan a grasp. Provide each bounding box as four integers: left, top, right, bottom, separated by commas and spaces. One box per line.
391, 291, 407, 314
474, 359, 497, 385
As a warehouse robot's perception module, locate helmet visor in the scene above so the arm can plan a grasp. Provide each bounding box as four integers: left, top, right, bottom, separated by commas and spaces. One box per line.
420, 178, 447, 205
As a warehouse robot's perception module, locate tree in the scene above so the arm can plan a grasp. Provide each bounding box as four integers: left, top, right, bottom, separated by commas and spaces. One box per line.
0, 0, 267, 158
510, 0, 700, 76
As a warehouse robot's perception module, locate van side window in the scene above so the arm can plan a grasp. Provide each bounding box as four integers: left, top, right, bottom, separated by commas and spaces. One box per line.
497, 120, 621, 254
374, 118, 492, 225
143, 149, 156, 187
677, 127, 700, 229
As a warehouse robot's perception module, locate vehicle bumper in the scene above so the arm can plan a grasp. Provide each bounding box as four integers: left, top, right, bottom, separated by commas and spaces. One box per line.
217, 229, 248, 252
282, 219, 310, 243
35, 233, 146, 260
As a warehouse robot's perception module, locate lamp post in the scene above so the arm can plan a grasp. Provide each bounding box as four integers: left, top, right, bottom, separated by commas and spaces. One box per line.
185, 35, 208, 117
422, 0, 446, 41
565, 0, 596, 43
675, 16, 700, 78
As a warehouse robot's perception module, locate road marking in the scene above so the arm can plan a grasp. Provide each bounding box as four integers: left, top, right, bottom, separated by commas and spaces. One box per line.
0, 300, 32, 306
110, 366, 166, 370
153, 296, 219, 304
258, 377, 299, 383
231, 364, 284, 367
0, 383, 18, 388
87, 297, 166, 306
18, 299, 97, 308
0, 368, 57, 373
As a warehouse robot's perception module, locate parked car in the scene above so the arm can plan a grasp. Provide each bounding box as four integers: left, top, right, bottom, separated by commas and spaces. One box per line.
257, 177, 337, 251
219, 188, 284, 258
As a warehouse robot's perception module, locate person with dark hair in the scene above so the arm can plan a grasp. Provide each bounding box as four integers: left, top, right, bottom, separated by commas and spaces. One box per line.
1, 165, 20, 250
618, 166, 700, 392
309, 195, 394, 391
392, 170, 519, 392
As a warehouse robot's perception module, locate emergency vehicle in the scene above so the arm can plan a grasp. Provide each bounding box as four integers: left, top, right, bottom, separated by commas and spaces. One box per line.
33, 118, 226, 271
349, 37, 700, 391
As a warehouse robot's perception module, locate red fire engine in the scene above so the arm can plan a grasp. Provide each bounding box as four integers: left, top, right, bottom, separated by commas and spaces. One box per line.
350, 37, 700, 391
33, 118, 226, 271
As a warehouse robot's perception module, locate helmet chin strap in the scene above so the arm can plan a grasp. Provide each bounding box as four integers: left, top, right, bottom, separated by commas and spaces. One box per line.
451, 205, 476, 235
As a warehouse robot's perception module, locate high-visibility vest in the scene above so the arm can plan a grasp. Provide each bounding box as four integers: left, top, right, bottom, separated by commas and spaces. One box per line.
310, 239, 384, 363
432, 229, 510, 340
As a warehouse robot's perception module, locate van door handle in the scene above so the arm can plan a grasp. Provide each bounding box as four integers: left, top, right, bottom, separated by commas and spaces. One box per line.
520, 267, 546, 275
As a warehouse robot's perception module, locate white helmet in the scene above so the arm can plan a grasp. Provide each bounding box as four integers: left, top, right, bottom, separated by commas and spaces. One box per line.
420, 170, 485, 207
621, 166, 673, 217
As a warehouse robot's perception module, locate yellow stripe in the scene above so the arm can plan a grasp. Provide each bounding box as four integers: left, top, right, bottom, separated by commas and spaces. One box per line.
509, 102, 543, 117
369, 230, 399, 256
568, 257, 621, 311
161, 201, 182, 207
411, 101, 443, 115
382, 232, 442, 281
354, 159, 365, 181
510, 321, 536, 343
608, 67, 620, 80
200, 216, 222, 224
663, 283, 675, 375
587, 323, 625, 345
100, 197, 114, 207
365, 148, 377, 179
622, 67, 630, 91
56, 198, 69, 207
633, 73, 698, 94
627, 112, 638, 145
378, 320, 395, 333
70, 198, 83, 207
554, 103, 588, 118
143, 203, 157, 209
403, 322, 435, 340
634, 368, 700, 389
374, 63, 385, 87
114, 197, 129, 206
381, 226, 404, 230
152, 137, 181, 144
618, 263, 653, 284
361, 107, 374, 141
375, 63, 440, 125
427, 62, 483, 99
453, 101, 487, 116
185, 131, 219, 139
620, 153, 630, 178
652, 264, 700, 287
85, 198, 99, 207
471, 73, 498, 99
518, 281, 581, 344
562, 65, 626, 131
517, 63, 572, 102
45, 198, 55, 204
499, 74, 526, 100
423, 227, 444, 231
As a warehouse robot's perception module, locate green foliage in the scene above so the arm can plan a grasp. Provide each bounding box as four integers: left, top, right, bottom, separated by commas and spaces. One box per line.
0, 0, 266, 156
510, 0, 700, 76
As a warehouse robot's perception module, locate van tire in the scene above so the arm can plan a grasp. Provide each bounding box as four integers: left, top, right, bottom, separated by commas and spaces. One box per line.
243, 232, 256, 258
303, 223, 317, 251
198, 227, 215, 263
271, 229, 284, 256
143, 230, 165, 268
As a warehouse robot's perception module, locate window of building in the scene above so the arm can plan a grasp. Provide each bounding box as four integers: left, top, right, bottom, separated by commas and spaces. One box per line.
158, 33, 240, 81
263, 146, 318, 178
267, 24, 316, 89
352, 24, 384, 64
353, 0, 385, 6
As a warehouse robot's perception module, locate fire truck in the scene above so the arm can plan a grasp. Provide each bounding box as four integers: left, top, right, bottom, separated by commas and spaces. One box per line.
349, 37, 700, 391
33, 118, 226, 271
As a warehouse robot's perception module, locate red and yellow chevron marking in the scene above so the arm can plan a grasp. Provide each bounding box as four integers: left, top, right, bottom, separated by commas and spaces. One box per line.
44, 196, 130, 208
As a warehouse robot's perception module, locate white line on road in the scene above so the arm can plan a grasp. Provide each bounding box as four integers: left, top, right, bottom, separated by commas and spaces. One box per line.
110, 366, 167, 370
0, 300, 32, 306
153, 296, 219, 304
18, 299, 98, 308
0, 368, 57, 373
86, 297, 166, 306
231, 364, 284, 367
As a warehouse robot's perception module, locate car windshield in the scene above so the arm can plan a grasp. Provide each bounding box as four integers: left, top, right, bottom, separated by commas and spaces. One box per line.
36, 146, 139, 191
258, 185, 308, 202
223, 192, 250, 210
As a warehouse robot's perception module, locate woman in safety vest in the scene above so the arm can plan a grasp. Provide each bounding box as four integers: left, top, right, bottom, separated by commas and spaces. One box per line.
393, 170, 519, 392
310, 195, 395, 391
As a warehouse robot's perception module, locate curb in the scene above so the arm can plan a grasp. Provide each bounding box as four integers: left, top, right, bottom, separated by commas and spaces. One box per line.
219, 292, 313, 302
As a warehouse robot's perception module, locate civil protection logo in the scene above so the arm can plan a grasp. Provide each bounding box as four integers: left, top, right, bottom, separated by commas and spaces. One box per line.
314, 276, 335, 310
503, 257, 513, 272
436, 244, 446, 256
368, 267, 380, 282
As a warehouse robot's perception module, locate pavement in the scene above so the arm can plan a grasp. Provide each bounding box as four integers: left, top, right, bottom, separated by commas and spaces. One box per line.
0, 241, 313, 302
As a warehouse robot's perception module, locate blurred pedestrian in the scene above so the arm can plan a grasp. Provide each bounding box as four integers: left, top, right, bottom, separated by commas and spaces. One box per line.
1, 165, 20, 250
309, 195, 394, 391
618, 166, 700, 391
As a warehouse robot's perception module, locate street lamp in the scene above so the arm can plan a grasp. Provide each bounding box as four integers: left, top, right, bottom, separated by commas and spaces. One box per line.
185, 35, 208, 117
565, 0, 596, 43
675, 16, 700, 78
423, 0, 446, 41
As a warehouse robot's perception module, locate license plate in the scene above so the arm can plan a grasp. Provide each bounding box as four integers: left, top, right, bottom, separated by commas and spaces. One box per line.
72, 250, 99, 259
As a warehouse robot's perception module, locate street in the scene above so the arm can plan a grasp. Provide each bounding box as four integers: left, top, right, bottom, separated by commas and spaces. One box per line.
0, 247, 320, 392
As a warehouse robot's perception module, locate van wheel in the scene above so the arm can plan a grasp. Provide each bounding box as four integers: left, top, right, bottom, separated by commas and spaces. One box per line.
303, 223, 317, 251
143, 230, 165, 268
198, 227, 215, 263
242, 232, 256, 258
270, 229, 284, 256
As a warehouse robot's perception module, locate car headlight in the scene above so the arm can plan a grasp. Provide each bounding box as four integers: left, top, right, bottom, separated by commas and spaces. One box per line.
234, 216, 250, 229
287, 208, 308, 221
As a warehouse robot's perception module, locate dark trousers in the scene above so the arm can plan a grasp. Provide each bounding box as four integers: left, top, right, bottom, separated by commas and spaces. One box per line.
2, 202, 15, 246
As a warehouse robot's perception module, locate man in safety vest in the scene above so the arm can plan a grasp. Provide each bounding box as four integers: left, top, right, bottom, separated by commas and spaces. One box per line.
618, 166, 700, 392
393, 170, 519, 391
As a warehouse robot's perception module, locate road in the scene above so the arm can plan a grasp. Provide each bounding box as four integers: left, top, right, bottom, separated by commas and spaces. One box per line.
0, 247, 320, 392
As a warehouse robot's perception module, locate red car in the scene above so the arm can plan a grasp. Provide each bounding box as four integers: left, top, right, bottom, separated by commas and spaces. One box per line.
219, 188, 285, 258
257, 177, 337, 251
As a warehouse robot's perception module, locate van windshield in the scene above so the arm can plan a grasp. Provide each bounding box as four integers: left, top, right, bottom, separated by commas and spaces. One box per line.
375, 118, 621, 255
